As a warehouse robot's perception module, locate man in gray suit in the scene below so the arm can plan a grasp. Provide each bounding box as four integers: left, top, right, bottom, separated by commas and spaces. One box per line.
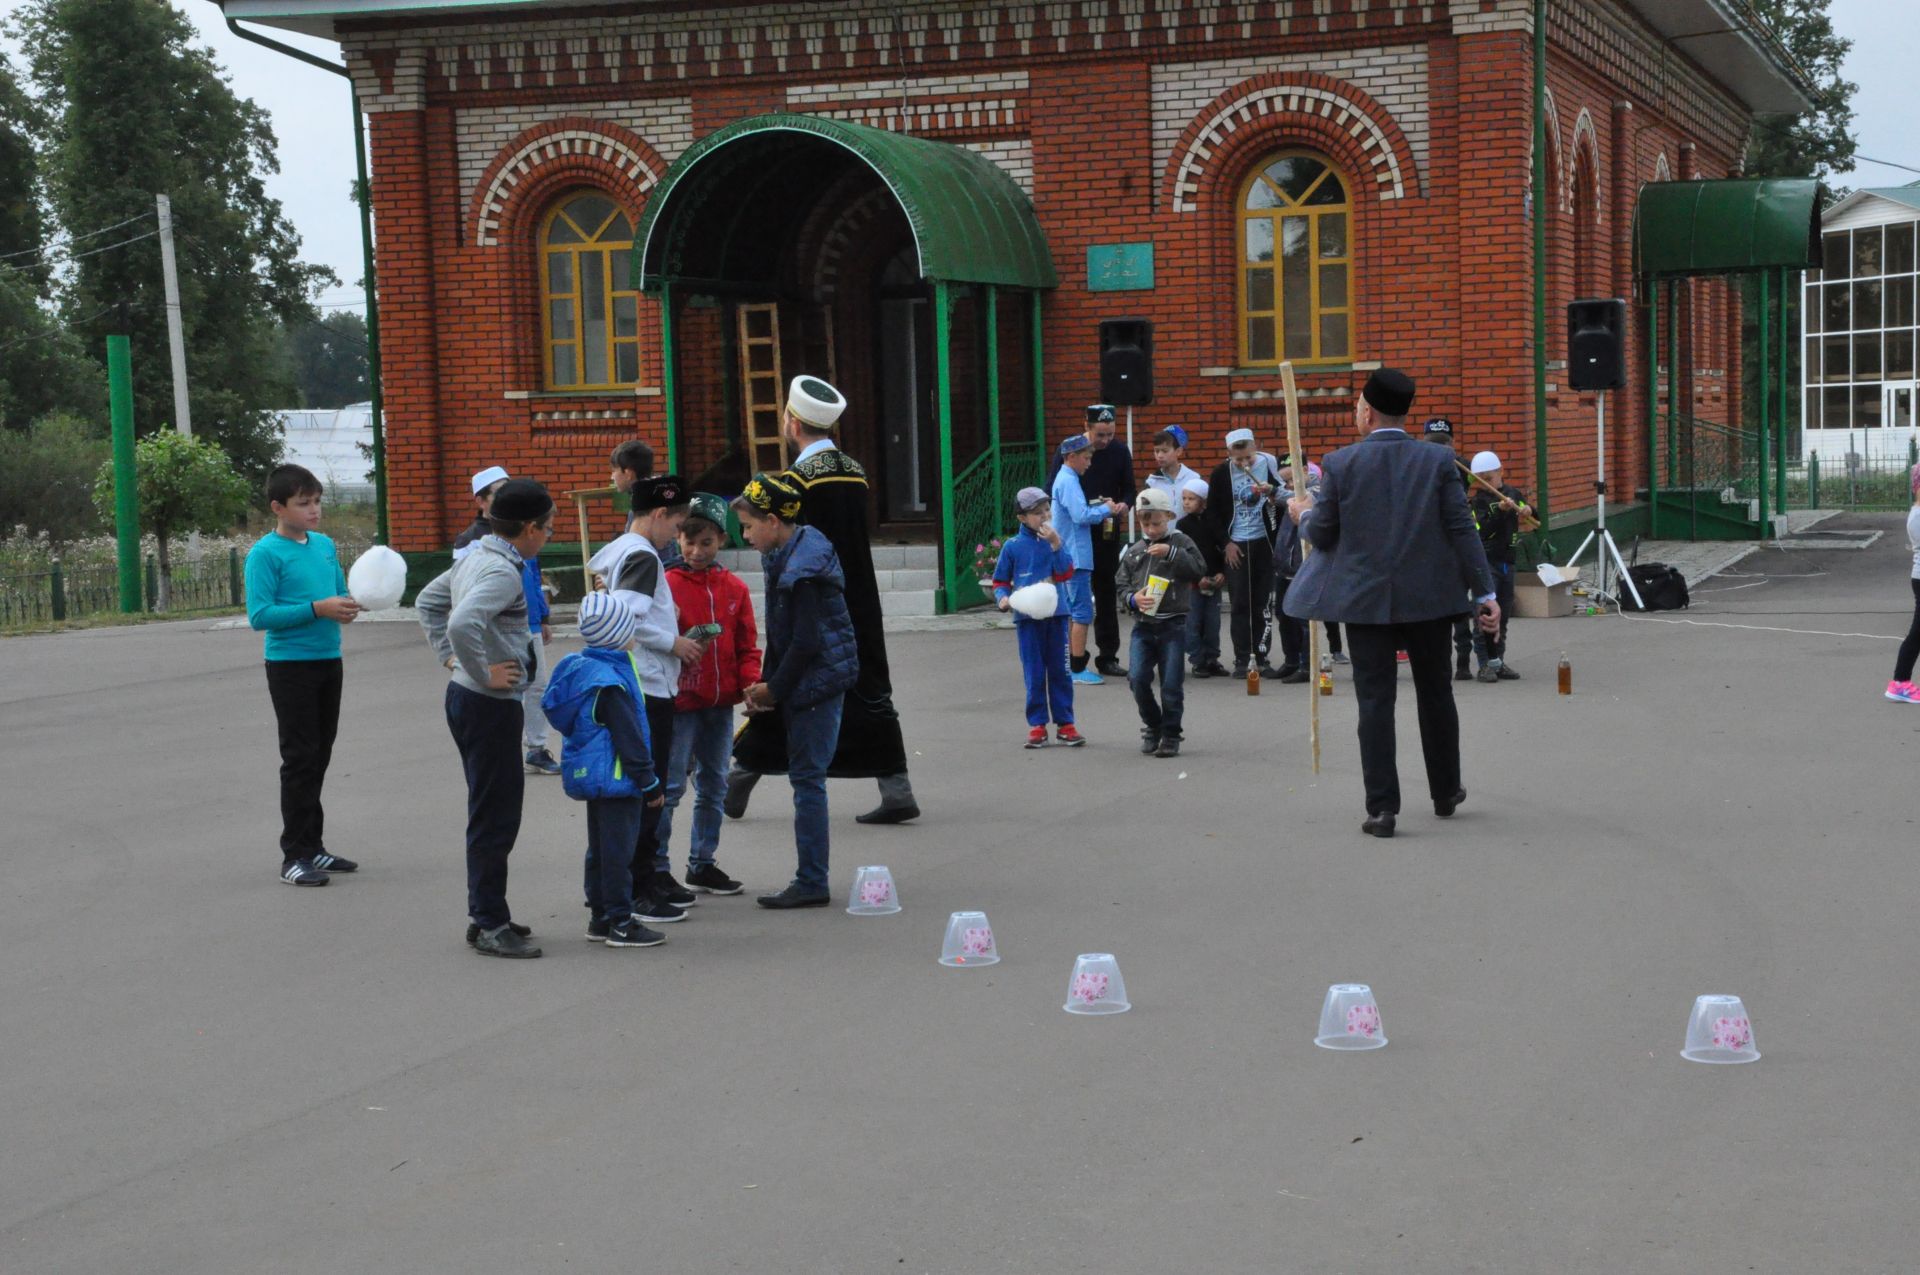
1284, 369, 1499, 838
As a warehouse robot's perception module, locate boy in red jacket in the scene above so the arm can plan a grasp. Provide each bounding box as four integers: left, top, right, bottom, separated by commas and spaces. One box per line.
660, 493, 761, 895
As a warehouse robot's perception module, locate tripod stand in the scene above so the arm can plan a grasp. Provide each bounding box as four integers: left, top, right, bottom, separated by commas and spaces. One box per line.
1562, 389, 1644, 610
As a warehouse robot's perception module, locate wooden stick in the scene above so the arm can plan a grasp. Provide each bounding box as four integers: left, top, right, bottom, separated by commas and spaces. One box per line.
566, 485, 621, 595
1456, 460, 1541, 532
1278, 361, 1319, 774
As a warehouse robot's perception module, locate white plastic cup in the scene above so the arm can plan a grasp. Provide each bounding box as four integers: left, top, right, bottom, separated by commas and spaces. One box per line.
1681, 994, 1760, 1064
938, 911, 999, 967
1063, 953, 1130, 1015
845, 865, 901, 916
1314, 983, 1387, 1050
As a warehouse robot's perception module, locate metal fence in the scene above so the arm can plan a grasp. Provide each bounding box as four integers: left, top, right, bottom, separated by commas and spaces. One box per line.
1789, 443, 1919, 512
0, 548, 250, 628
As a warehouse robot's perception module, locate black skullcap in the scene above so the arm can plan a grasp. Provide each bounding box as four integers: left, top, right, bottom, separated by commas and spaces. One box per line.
1422, 416, 1454, 437
630, 473, 688, 512
1363, 368, 1416, 418
489, 477, 553, 522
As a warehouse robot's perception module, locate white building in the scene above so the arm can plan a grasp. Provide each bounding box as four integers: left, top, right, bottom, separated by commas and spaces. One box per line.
276, 403, 376, 501
1803, 181, 1920, 460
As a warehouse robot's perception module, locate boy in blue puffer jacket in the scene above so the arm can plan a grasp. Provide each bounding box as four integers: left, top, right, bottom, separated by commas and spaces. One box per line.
541, 592, 668, 948
733, 472, 859, 910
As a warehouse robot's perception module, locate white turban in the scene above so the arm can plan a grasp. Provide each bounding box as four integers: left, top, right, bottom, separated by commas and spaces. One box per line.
787, 375, 846, 429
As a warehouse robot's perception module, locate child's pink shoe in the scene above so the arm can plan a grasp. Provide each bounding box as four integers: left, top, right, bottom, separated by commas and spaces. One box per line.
1886, 680, 1920, 703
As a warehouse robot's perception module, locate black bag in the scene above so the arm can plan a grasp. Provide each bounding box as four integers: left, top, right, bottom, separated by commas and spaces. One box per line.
1619, 562, 1689, 611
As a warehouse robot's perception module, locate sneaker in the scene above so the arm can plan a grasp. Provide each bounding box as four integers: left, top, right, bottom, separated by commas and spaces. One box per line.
1495, 663, 1520, 681
1454, 661, 1474, 681
473, 924, 542, 958
309, 852, 357, 873
606, 919, 667, 948
1397, 650, 1410, 664
686, 863, 744, 895
1477, 664, 1499, 683
585, 916, 610, 942
1887, 680, 1920, 703
632, 894, 687, 924
1025, 726, 1050, 749
1070, 669, 1105, 685
1139, 732, 1160, 755
722, 767, 759, 820
524, 747, 561, 775
468, 920, 533, 946
650, 870, 698, 907
1257, 663, 1281, 679
1154, 736, 1181, 758
1331, 652, 1350, 665
280, 858, 329, 886
1203, 661, 1232, 678
1189, 663, 1213, 679
1055, 724, 1086, 747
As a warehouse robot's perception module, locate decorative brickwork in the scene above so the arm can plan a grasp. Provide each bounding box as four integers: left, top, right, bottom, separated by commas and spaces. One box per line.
466, 120, 668, 246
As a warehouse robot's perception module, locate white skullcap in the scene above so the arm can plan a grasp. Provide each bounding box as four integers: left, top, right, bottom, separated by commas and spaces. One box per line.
1225, 428, 1255, 447
470, 465, 509, 494
1180, 476, 1211, 499
787, 375, 846, 429
1470, 450, 1502, 474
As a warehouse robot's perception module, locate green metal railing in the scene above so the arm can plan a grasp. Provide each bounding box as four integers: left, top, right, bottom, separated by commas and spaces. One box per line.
947, 442, 1045, 611
1791, 443, 1918, 511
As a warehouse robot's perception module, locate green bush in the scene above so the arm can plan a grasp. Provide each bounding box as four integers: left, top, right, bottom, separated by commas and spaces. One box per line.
0, 413, 109, 543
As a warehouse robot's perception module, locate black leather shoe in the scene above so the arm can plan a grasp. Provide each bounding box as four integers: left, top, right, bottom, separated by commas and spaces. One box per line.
723, 768, 759, 820
466, 921, 532, 946
1361, 813, 1396, 838
1280, 668, 1310, 684
855, 803, 921, 825
1434, 788, 1466, 818
1095, 658, 1127, 678
756, 884, 831, 909
1454, 662, 1474, 682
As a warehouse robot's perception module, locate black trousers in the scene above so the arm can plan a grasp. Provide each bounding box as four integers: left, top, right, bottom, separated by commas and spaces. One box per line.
1474, 564, 1516, 663
1226, 536, 1275, 668
1091, 527, 1122, 662
634, 694, 677, 885
265, 658, 343, 862
1897, 578, 1920, 683
445, 683, 524, 930
1451, 615, 1474, 663
1344, 619, 1462, 817
1275, 575, 1306, 669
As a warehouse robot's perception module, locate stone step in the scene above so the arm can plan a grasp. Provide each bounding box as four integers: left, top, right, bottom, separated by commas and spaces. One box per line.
744, 589, 937, 618
715, 543, 938, 574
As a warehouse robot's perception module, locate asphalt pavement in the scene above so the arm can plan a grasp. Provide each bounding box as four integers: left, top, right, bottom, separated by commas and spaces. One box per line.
4, 514, 1918, 1273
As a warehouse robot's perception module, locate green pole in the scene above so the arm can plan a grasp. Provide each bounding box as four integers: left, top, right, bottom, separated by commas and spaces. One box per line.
660, 282, 678, 473
1777, 266, 1790, 514
1030, 290, 1046, 482
1647, 278, 1659, 537
1531, 0, 1550, 531
985, 285, 1002, 519
109, 335, 140, 614
1757, 272, 1770, 534
351, 95, 388, 546
934, 280, 956, 614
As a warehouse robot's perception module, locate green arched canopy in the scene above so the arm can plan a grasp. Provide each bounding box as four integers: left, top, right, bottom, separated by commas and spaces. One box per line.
632, 113, 1056, 291
1632, 178, 1820, 278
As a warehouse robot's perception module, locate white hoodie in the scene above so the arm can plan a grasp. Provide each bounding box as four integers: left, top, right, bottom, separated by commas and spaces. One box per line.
587, 532, 681, 698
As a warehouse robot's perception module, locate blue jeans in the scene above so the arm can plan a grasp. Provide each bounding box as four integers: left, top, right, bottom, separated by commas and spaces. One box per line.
1186, 588, 1222, 668
583, 796, 643, 924
1017, 614, 1073, 727
1129, 621, 1187, 739
659, 704, 733, 869
785, 694, 845, 891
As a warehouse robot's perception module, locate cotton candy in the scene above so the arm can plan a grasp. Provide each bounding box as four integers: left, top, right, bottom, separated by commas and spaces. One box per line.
1008, 581, 1058, 620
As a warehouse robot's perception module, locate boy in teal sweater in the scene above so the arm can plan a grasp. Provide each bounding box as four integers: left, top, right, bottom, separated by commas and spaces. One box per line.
245, 464, 362, 886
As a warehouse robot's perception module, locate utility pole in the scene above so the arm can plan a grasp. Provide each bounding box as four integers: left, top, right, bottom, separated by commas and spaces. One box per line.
156, 193, 191, 437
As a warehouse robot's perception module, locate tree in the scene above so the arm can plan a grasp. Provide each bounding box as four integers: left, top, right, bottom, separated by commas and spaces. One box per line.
92, 429, 248, 610
0, 413, 107, 542
8, 0, 338, 489
283, 311, 370, 409
1744, 0, 1857, 186
0, 268, 104, 433
0, 53, 49, 295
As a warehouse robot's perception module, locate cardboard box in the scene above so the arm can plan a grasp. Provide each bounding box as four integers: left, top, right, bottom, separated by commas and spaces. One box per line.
1513, 567, 1578, 619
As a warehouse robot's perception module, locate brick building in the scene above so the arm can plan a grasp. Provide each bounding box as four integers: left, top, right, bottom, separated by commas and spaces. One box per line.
226, 0, 1808, 607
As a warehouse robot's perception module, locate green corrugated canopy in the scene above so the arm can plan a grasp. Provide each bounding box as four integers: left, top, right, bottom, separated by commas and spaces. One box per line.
1632, 178, 1821, 278
633, 113, 1056, 291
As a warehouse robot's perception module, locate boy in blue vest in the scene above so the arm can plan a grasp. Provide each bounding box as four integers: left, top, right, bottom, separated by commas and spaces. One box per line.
246, 463, 362, 887
734, 472, 860, 909
542, 592, 668, 948
991, 486, 1082, 748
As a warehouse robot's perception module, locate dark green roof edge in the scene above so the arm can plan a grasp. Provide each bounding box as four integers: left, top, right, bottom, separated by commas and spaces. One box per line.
633, 112, 1057, 292
1632, 178, 1821, 277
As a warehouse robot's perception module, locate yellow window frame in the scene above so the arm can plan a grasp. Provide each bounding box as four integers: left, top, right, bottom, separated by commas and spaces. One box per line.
540, 194, 642, 392
1235, 151, 1353, 368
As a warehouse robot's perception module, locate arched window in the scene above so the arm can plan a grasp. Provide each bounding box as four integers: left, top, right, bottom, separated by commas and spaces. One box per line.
1237, 152, 1352, 367
541, 192, 640, 390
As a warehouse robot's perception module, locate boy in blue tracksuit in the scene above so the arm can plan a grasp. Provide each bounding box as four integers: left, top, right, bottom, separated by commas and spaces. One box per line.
541, 592, 667, 948
1049, 433, 1126, 684
992, 486, 1082, 749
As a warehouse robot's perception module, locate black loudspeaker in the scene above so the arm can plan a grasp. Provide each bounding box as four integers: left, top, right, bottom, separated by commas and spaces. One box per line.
1567, 298, 1627, 391
1099, 318, 1154, 406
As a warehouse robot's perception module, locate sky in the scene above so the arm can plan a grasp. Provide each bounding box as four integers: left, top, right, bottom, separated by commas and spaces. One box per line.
9, 1, 1919, 318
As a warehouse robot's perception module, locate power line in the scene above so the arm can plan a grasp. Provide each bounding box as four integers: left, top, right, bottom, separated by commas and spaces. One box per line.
1855, 154, 1920, 178
0, 211, 155, 263
0, 301, 129, 357
0, 227, 161, 274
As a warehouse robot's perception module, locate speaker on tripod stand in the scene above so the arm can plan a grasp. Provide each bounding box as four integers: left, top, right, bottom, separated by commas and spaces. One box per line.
1562, 299, 1643, 609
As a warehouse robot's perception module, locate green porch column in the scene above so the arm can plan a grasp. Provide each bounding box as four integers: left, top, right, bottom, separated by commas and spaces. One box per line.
935, 280, 957, 614
985, 285, 1002, 517
1646, 279, 1660, 538
1758, 272, 1770, 534
660, 283, 679, 473
1777, 266, 1791, 515
1031, 290, 1046, 481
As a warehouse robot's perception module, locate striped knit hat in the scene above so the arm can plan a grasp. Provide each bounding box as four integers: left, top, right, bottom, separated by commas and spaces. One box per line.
577, 591, 637, 650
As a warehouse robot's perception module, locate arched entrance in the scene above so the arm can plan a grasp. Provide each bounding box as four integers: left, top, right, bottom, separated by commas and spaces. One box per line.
633, 113, 1057, 611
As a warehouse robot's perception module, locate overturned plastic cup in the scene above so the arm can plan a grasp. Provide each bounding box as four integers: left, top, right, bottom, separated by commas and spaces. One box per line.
1681, 994, 1759, 1064
939, 911, 999, 967
846, 865, 901, 916
1063, 953, 1130, 1015
1315, 983, 1387, 1050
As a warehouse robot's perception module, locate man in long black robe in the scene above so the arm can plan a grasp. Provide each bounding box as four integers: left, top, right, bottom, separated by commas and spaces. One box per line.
728, 375, 920, 825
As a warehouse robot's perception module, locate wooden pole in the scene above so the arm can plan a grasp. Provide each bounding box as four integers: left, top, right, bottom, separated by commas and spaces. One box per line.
1454, 459, 1542, 531
1278, 361, 1318, 774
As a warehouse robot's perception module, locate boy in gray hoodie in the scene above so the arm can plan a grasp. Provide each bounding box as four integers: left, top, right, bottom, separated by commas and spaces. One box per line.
415, 477, 554, 958
1116, 488, 1206, 758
